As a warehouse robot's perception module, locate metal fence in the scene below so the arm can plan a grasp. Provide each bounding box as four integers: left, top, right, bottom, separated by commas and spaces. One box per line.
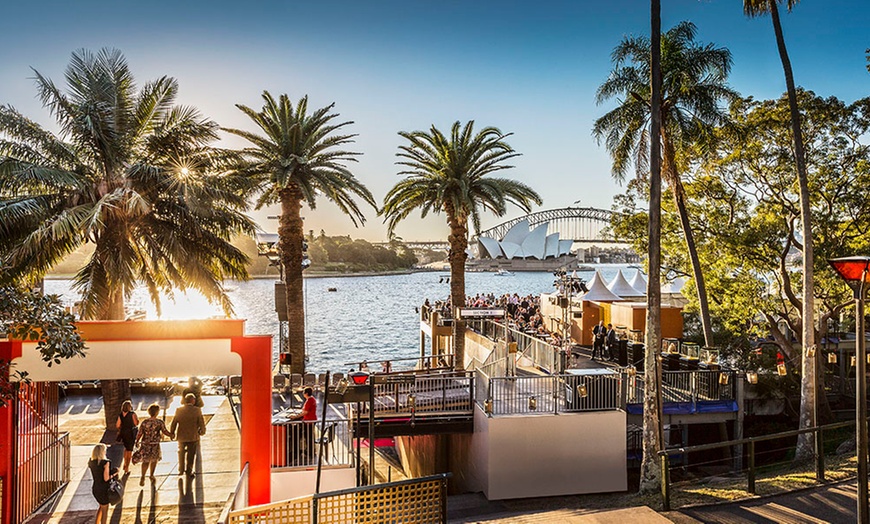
368, 372, 474, 418
271, 419, 353, 470
226, 473, 450, 524
625, 370, 736, 405
469, 320, 562, 373
13, 381, 69, 524
483, 373, 623, 416
659, 420, 854, 511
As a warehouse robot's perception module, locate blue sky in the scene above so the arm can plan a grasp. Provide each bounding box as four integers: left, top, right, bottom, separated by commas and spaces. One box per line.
1, 0, 868, 241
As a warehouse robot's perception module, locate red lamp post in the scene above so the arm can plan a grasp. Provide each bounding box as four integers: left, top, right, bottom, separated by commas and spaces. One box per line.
829, 256, 870, 524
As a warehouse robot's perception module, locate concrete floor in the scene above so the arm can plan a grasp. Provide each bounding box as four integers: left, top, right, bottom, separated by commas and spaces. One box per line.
30, 393, 240, 523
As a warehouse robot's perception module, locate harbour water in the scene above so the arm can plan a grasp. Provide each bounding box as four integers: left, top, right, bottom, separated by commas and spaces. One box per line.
45, 265, 635, 373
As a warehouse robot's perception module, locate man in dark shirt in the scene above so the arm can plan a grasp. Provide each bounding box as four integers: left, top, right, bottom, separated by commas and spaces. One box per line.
605, 324, 618, 361
592, 321, 607, 360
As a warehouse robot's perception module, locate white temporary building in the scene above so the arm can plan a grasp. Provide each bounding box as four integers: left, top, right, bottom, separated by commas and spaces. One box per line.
580, 271, 623, 302
607, 270, 645, 299
628, 270, 648, 295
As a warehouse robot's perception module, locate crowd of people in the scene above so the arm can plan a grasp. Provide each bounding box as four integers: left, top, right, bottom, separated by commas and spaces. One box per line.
424, 293, 566, 348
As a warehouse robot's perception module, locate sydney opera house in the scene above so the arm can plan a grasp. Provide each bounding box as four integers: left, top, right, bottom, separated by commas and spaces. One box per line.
472, 219, 578, 271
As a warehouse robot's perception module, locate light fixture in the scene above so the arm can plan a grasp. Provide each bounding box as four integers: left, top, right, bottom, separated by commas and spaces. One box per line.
807, 345, 816, 358
336, 378, 349, 395
746, 371, 758, 385
829, 256, 870, 523
407, 393, 416, 409
349, 371, 370, 385
719, 373, 730, 385
626, 366, 637, 377
484, 398, 493, 414
853, 356, 858, 367
777, 362, 787, 376
528, 396, 537, 411
828, 353, 838, 364
577, 384, 588, 398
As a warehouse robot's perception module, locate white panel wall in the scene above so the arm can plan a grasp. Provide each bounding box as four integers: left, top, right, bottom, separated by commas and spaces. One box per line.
271, 468, 356, 500
470, 408, 626, 500
16, 339, 240, 381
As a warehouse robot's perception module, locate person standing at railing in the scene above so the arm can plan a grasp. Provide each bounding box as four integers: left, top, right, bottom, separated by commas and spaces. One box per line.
290, 387, 317, 463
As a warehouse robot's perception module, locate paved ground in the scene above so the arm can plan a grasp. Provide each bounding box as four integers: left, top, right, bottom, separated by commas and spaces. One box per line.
31, 393, 240, 523
448, 493, 669, 523
665, 479, 859, 523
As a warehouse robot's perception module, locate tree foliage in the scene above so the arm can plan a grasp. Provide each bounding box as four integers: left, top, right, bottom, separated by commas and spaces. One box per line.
0, 285, 86, 404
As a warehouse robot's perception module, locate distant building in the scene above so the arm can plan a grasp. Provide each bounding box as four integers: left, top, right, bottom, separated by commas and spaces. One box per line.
476, 219, 573, 260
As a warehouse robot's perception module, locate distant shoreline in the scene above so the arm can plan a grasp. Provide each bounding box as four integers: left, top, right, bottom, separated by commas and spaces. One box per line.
44, 267, 445, 281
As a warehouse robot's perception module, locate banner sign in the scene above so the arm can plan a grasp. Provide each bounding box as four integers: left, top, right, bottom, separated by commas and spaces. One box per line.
459, 308, 505, 319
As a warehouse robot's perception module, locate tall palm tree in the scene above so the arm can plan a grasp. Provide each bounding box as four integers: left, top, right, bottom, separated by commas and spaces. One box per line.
224, 92, 375, 374
743, 0, 816, 464
593, 21, 739, 348
382, 121, 541, 369
0, 48, 254, 427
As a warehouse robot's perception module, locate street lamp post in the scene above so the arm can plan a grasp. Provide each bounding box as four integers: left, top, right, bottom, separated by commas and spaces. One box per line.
829, 256, 870, 524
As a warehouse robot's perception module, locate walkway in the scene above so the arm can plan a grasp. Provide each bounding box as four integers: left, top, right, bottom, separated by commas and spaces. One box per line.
29, 392, 240, 523
665, 479, 859, 523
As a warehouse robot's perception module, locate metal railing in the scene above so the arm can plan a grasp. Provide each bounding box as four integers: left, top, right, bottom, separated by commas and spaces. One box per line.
482, 373, 623, 416
469, 320, 562, 373
217, 463, 249, 524
624, 370, 736, 405
658, 420, 854, 511
271, 419, 353, 469
367, 372, 474, 418
14, 432, 69, 524
226, 473, 450, 524
343, 354, 456, 374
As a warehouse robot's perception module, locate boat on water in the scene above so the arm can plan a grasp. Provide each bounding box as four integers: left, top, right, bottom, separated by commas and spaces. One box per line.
494, 269, 514, 276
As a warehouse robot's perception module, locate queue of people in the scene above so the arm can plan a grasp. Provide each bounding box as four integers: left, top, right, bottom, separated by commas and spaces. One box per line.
89, 378, 208, 515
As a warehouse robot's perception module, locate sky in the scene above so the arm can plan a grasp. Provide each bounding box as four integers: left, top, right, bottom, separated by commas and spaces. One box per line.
1, 0, 868, 242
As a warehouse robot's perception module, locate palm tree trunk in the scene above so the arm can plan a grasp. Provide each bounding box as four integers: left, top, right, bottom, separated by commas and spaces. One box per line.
662, 136, 714, 347
768, 0, 816, 462
102, 286, 131, 429
640, 0, 664, 495
446, 210, 468, 370
280, 186, 307, 375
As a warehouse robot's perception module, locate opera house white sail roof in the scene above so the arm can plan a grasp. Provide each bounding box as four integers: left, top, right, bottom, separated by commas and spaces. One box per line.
477, 219, 573, 260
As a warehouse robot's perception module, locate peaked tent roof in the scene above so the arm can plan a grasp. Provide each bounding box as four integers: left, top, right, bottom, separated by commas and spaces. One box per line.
608, 270, 646, 298
661, 277, 687, 295
628, 270, 648, 295
580, 271, 623, 302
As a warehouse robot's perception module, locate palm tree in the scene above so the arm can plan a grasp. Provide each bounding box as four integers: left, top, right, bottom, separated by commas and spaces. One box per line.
0, 48, 254, 427
743, 0, 816, 465
594, 21, 739, 349
382, 121, 541, 369
224, 92, 375, 374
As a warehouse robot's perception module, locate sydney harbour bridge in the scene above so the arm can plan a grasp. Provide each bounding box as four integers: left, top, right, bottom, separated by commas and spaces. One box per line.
400, 207, 620, 250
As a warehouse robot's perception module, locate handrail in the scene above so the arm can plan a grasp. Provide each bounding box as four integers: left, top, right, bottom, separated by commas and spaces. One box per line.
217, 462, 250, 524
312, 472, 452, 499
659, 420, 854, 457
657, 419, 856, 510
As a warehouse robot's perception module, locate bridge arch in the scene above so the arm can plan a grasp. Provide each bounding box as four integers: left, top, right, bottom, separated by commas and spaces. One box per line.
475, 207, 617, 244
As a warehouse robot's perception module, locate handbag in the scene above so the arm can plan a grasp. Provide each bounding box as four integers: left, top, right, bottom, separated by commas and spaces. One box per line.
107, 476, 124, 505
131, 442, 143, 465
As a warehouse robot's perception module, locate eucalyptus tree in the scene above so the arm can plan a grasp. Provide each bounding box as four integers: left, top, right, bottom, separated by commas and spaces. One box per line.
594, 21, 739, 349
743, 0, 816, 460
382, 121, 541, 369
224, 92, 375, 374
0, 48, 254, 426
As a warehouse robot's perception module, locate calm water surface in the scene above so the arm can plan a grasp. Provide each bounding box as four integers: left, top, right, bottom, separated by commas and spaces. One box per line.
46, 265, 634, 373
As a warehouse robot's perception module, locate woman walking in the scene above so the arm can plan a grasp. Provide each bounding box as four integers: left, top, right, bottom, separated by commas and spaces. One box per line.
88, 443, 117, 524
116, 400, 139, 474
135, 403, 174, 486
